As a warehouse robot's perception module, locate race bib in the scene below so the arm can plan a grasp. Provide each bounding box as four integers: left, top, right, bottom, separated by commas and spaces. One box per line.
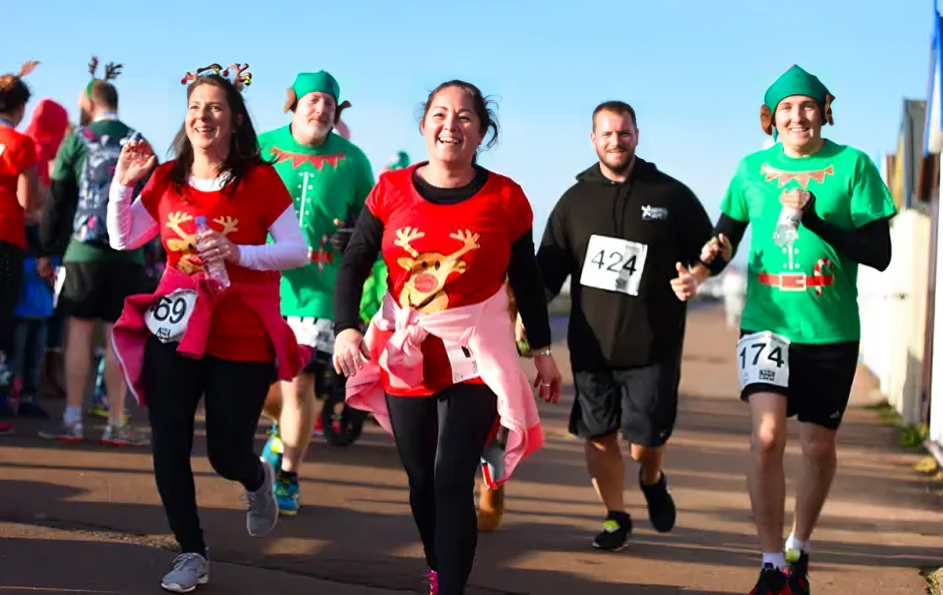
736, 331, 790, 391
579, 234, 648, 296
145, 289, 197, 343
287, 317, 335, 354
444, 340, 480, 384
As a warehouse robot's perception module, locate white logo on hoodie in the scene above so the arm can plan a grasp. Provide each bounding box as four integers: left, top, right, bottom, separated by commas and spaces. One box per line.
641, 205, 668, 220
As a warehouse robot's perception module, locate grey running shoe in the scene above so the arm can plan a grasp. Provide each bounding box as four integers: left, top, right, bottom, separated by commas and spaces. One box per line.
161, 552, 209, 593
38, 420, 83, 442
244, 457, 278, 536
101, 423, 150, 447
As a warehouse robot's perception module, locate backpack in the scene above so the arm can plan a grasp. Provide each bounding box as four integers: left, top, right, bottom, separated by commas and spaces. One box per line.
72, 124, 138, 245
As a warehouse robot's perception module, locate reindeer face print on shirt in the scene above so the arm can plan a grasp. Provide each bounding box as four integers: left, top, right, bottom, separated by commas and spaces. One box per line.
392, 226, 480, 313
163, 212, 241, 274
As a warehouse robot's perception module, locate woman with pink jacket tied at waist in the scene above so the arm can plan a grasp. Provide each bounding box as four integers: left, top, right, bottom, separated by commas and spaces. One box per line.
332, 80, 562, 595
104, 65, 310, 593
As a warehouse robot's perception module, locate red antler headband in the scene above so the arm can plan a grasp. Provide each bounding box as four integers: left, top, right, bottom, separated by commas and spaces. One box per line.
180, 63, 252, 90
18, 60, 39, 78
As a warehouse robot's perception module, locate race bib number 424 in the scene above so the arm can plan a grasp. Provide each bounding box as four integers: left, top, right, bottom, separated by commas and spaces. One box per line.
736, 331, 790, 391
145, 289, 197, 344
579, 234, 648, 296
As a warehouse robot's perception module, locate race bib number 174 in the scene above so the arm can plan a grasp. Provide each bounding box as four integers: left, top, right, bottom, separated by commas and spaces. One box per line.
736, 331, 790, 391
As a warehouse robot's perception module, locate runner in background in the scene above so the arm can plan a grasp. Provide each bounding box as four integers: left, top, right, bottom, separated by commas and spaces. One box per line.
0, 60, 44, 435
702, 65, 896, 595
107, 64, 309, 593
528, 100, 716, 552
257, 70, 375, 516
39, 57, 151, 446
7, 97, 70, 419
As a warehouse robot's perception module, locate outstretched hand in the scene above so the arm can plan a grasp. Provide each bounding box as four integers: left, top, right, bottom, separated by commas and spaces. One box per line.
333, 328, 371, 377
700, 233, 732, 265
115, 140, 155, 187
669, 262, 699, 302
779, 188, 812, 211
532, 353, 562, 404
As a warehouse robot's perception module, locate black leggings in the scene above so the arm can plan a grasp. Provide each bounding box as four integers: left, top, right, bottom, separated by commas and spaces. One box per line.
0, 240, 24, 373
143, 336, 275, 555
386, 383, 498, 595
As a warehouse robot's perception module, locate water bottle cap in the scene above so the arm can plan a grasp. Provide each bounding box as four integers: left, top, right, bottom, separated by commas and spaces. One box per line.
195, 216, 207, 224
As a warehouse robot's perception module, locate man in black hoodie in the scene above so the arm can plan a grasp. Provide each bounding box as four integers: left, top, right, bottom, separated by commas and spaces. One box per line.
532, 101, 715, 551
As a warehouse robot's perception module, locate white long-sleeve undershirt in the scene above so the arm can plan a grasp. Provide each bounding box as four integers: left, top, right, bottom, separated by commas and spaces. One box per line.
107, 177, 309, 271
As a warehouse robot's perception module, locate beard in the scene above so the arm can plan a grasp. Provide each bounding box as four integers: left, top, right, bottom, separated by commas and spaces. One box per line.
79, 107, 92, 126
307, 120, 333, 141
598, 147, 634, 174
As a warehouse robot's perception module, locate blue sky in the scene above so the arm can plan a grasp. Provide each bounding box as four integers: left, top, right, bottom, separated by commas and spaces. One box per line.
3, 0, 933, 259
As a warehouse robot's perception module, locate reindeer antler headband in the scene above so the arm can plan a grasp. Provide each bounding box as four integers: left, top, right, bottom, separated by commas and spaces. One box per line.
18, 60, 39, 78
180, 63, 252, 90
0, 60, 39, 95
86, 56, 123, 97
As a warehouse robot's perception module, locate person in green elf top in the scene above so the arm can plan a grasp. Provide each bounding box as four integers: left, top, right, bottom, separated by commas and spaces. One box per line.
257, 70, 375, 516
696, 65, 896, 595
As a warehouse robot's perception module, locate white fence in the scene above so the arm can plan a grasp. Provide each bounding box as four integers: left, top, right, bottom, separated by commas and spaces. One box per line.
858, 209, 931, 425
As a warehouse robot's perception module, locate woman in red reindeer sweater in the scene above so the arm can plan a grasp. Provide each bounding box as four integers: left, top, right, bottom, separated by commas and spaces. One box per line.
106, 64, 308, 593
333, 80, 562, 595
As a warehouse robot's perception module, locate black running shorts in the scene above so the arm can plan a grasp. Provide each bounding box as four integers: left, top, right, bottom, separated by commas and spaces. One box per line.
56, 261, 148, 323
738, 329, 859, 431
568, 351, 682, 447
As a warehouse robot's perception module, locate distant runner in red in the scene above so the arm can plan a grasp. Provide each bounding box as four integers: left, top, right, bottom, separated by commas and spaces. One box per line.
106, 63, 309, 593
0, 61, 43, 435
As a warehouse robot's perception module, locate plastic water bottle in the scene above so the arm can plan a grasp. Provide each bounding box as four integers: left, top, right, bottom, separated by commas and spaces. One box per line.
773, 205, 802, 247
194, 216, 230, 290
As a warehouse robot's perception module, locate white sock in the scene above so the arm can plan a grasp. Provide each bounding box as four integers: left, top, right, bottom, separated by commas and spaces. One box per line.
785, 532, 809, 553
63, 406, 82, 427
762, 552, 786, 570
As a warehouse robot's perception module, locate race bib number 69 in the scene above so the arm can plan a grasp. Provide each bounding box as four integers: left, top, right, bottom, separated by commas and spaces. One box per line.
736, 331, 790, 391
145, 289, 197, 344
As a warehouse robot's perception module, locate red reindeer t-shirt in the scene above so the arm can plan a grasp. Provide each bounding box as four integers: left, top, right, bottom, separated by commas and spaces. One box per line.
139, 162, 292, 362
367, 165, 532, 396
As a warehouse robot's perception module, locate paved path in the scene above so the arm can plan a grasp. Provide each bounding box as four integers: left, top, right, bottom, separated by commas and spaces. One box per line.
1, 302, 940, 594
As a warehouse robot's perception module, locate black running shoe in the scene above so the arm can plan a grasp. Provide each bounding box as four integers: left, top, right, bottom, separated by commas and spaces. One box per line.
591, 511, 632, 551
787, 550, 810, 595
750, 563, 789, 595
639, 469, 676, 532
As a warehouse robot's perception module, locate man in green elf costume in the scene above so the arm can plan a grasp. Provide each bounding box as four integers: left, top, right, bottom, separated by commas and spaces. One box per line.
699, 65, 896, 595
257, 71, 376, 516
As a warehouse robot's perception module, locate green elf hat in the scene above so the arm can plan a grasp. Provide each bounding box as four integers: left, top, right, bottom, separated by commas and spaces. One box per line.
283, 70, 351, 122
760, 64, 835, 140
85, 56, 122, 98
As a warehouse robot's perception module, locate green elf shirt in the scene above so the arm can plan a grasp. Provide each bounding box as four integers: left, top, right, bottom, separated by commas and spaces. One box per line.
258, 126, 375, 319
720, 139, 896, 344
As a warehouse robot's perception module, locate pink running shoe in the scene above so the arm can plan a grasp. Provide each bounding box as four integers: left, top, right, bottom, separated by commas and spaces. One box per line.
427, 570, 438, 595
